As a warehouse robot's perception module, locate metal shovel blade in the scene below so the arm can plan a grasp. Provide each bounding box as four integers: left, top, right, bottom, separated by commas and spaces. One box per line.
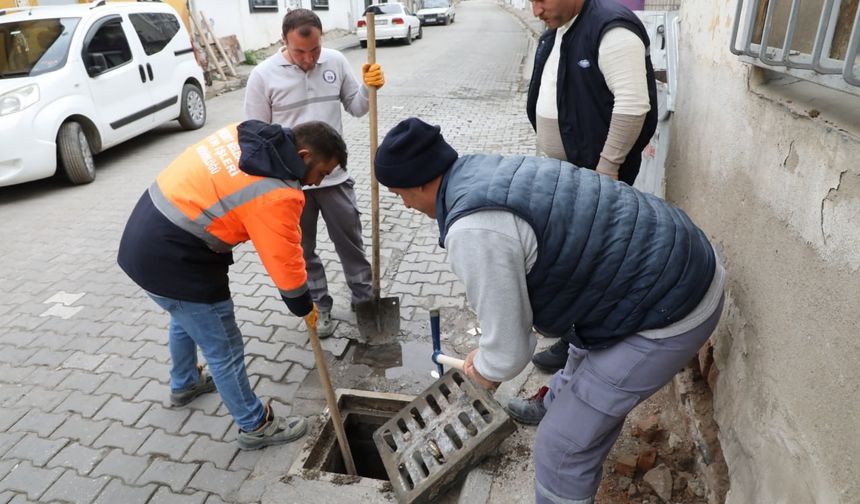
354, 296, 401, 343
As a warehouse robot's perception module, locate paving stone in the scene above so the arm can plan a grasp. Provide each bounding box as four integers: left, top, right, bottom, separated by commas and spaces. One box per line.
9, 410, 65, 437
187, 463, 249, 500
278, 346, 315, 369
0, 462, 63, 501
228, 449, 264, 471
0, 409, 27, 432
53, 391, 110, 418
179, 412, 233, 441
137, 429, 195, 460
61, 352, 107, 372
184, 390, 223, 415
136, 459, 199, 492
43, 291, 85, 306
148, 486, 207, 504
93, 423, 153, 454
22, 368, 69, 389
253, 378, 298, 405
98, 338, 144, 357
0, 365, 33, 384
238, 323, 272, 341
46, 443, 107, 475
51, 416, 110, 445
246, 357, 289, 382
92, 478, 157, 504
58, 371, 108, 394
90, 449, 152, 484
204, 494, 229, 504
132, 342, 171, 363
41, 470, 110, 504
0, 347, 37, 366
17, 348, 72, 368
270, 327, 307, 347
94, 375, 149, 400
0, 459, 18, 482
284, 365, 309, 384
95, 355, 146, 378
4, 434, 67, 467
136, 404, 191, 434
319, 335, 350, 358
100, 323, 145, 341
243, 338, 283, 360
135, 326, 166, 344
134, 379, 170, 405
183, 437, 238, 470
133, 360, 170, 384
93, 396, 150, 426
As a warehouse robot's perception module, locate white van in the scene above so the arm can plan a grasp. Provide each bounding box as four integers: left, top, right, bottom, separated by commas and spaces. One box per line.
0, 0, 206, 187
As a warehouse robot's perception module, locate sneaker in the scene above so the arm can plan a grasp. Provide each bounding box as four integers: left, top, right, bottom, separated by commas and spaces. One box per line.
170, 365, 217, 407
532, 339, 569, 373
237, 400, 308, 451
505, 386, 549, 425
317, 310, 336, 339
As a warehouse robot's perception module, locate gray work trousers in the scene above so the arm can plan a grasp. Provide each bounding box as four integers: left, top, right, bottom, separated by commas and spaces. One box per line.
534, 294, 725, 504
300, 179, 372, 312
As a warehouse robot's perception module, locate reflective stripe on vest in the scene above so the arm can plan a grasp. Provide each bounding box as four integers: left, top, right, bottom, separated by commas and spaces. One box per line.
148, 177, 301, 253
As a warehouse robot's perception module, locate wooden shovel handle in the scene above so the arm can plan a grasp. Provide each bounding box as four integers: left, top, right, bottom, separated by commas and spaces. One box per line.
367, 12, 381, 300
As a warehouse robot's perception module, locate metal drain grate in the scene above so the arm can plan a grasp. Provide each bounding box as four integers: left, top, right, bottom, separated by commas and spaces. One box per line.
372, 369, 516, 503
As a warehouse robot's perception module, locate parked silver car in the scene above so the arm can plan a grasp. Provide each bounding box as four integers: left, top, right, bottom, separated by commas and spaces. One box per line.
416, 0, 455, 26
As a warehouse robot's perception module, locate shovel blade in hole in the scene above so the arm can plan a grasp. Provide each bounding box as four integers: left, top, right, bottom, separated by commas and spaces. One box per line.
354, 296, 401, 343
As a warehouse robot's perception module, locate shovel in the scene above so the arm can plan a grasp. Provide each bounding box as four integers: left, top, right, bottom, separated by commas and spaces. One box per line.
354, 11, 401, 343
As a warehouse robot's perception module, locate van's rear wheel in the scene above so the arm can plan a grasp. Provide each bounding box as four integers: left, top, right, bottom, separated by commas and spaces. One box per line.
403, 28, 413, 45
178, 83, 206, 130
57, 121, 95, 185
360, 40, 368, 48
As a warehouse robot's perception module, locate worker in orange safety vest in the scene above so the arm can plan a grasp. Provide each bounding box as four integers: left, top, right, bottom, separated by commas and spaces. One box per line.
117, 119, 346, 450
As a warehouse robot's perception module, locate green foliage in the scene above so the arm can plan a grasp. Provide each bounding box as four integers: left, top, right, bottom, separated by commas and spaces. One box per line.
244, 50, 258, 66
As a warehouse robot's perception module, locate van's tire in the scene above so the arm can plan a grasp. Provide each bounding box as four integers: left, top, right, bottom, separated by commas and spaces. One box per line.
417, 26, 423, 39
404, 28, 413, 45
443, 15, 450, 25
178, 83, 206, 130
57, 121, 95, 185
360, 40, 368, 48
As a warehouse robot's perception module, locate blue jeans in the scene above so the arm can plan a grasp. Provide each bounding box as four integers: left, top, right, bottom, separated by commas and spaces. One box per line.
147, 293, 266, 432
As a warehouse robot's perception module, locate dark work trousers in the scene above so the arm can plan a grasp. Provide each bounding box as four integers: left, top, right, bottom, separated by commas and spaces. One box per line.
534, 294, 725, 504
300, 178, 372, 312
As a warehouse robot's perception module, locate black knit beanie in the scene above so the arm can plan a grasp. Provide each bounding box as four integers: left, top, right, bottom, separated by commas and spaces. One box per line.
374, 118, 458, 188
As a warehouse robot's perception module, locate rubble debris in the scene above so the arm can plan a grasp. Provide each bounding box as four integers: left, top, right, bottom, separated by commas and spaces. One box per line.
638, 444, 658, 472
643, 464, 673, 502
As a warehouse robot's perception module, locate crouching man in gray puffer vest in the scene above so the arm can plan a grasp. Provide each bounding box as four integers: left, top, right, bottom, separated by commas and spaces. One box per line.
374, 117, 726, 504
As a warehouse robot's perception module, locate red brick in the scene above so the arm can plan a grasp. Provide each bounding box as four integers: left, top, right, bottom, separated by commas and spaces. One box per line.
614, 453, 638, 477
637, 445, 658, 472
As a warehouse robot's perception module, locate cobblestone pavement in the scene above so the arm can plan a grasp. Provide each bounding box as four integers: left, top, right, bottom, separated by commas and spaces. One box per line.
0, 1, 535, 503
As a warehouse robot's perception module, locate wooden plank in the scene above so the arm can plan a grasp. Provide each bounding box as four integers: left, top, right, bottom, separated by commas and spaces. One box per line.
199, 10, 237, 77
189, 10, 226, 81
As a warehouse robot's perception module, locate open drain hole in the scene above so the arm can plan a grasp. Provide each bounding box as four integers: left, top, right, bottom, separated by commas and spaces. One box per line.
412, 451, 430, 477
399, 463, 414, 490
426, 394, 443, 415
323, 413, 390, 481
473, 400, 493, 423
382, 429, 397, 452
444, 424, 463, 449
439, 383, 452, 401
452, 372, 465, 387
410, 407, 426, 428
458, 412, 478, 436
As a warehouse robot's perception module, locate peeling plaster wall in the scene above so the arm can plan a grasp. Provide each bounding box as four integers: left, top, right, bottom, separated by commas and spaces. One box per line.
664, 0, 860, 502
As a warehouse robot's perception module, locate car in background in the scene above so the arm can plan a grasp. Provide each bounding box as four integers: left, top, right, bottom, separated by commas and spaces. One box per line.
0, 0, 206, 187
416, 0, 455, 26
356, 3, 422, 48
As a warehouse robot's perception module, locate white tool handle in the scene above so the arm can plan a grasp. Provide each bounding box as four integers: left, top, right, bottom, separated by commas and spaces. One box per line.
435, 354, 465, 370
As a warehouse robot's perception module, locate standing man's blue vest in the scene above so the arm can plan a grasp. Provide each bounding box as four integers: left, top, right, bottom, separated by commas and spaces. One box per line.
526, 0, 659, 186
436, 155, 715, 349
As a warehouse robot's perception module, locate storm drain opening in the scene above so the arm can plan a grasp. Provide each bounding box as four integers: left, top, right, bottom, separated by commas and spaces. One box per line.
294, 390, 416, 485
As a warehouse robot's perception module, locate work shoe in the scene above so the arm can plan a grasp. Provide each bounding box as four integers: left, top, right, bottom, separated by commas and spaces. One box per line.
170, 365, 216, 407
505, 386, 549, 425
317, 310, 336, 339
532, 339, 569, 373
237, 400, 308, 451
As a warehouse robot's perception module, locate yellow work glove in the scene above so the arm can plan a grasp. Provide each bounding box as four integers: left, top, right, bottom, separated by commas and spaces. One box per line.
362, 63, 385, 89
304, 304, 319, 331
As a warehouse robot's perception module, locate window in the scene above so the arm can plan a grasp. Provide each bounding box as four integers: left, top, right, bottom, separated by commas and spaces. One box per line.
83, 17, 132, 76
129, 13, 180, 55
730, 0, 860, 95
311, 0, 330, 10
249, 0, 278, 12
0, 17, 80, 78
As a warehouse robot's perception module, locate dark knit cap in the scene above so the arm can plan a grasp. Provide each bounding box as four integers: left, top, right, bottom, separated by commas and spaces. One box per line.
374, 118, 458, 188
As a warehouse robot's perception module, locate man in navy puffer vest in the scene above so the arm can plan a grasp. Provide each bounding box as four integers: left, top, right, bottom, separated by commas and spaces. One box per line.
375, 118, 726, 504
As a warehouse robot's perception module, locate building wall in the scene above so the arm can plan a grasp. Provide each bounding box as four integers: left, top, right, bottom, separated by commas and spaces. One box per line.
665, 0, 860, 502
196, 0, 357, 51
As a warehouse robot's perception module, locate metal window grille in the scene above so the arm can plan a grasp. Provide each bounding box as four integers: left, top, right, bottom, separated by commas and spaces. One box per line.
645, 0, 683, 10
731, 0, 860, 94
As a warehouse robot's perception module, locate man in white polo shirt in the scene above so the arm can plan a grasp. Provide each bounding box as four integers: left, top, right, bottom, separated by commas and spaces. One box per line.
244, 9, 384, 337
510, 0, 659, 421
